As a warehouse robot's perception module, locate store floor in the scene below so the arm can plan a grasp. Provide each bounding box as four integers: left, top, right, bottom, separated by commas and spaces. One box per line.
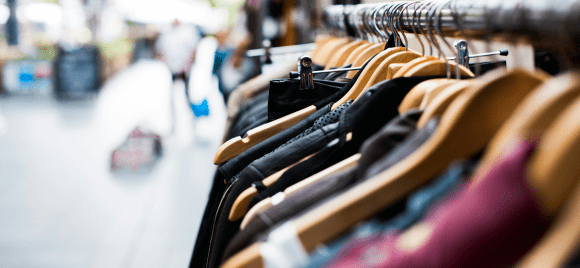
0, 60, 226, 267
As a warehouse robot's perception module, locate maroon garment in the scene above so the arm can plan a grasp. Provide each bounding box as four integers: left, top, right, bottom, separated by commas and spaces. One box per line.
326, 140, 551, 268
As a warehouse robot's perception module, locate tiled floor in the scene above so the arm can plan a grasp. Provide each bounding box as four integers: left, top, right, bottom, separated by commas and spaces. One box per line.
0, 60, 226, 267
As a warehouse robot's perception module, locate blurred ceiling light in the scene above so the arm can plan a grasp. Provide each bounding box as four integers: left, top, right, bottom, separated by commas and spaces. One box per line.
16, 3, 62, 25
121, 0, 227, 33
0, 5, 8, 24
0, 3, 63, 25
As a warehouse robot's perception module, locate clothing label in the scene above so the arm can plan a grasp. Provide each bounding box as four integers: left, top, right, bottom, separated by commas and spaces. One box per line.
261, 221, 309, 268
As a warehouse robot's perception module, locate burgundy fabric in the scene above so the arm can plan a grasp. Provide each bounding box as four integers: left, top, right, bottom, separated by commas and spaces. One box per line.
326, 140, 551, 268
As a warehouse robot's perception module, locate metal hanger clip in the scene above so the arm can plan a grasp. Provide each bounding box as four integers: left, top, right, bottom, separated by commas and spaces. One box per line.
296, 55, 315, 90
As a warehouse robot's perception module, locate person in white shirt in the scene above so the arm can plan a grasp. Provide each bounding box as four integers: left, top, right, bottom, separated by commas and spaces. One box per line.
155, 20, 201, 86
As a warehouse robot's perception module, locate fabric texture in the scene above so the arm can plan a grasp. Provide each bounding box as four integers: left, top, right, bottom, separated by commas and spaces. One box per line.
265, 101, 352, 158
208, 122, 341, 268
225, 61, 296, 125
248, 109, 423, 210
226, 90, 269, 140
355, 109, 423, 179
267, 79, 347, 122
326, 140, 551, 268
227, 95, 269, 139
193, 73, 323, 268
222, 166, 357, 262
273, 75, 446, 197
216, 76, 460, 267
219, 54, 376, 183
221, 111, 432, 262
191, 104, 331, 268
220, 104, 332, 182
363, 118, 438, 180
200, 57, 375, 268
193, 56, 404, 268
303, 156, 478, 268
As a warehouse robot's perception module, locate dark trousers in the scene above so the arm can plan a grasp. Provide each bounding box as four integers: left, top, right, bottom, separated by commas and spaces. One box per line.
173, 72, 191, 103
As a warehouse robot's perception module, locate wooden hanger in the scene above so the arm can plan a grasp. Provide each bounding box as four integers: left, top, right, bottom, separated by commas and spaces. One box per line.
345, 43, 385, 78
400, 0, 474, 77
316, 38, 350, 66
222, 243, 263, 268
213, 39, 362, 164
331, 46, 406, 110
514, 180, 580, 268
240, 154, 361, 230
292, 68, 546, 250
403, 59, 474, 77
232, 11, 404, 223
343, 42, 374, 65
214, 41, 380, 164
398, 78, 454, 114
324, 40, 367, 70
469, 72, 580, 268
221, 69, 548, 268
224, 60, 298, 143
231, 133, 357, 222
419, 79, 461, 109
476, 71, 577, 178
229, 153, 315, 221
310, 36, 337, 65
392, 56, 438, 78
388, 1, 438, 79
396, 60, 474, 116
416, 80, 472, 128
241, 199, 274, 231
386, 63, 405, 80
392, 17, 472, 113
214, 106, 317, 164
497, 74, 580, 215
508, 93, 580, 268
293, 68, 547, 250
360, 50, 422, 90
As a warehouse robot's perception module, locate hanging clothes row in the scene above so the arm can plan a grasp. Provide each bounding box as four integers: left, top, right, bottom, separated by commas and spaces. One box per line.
190, 1, 580, 267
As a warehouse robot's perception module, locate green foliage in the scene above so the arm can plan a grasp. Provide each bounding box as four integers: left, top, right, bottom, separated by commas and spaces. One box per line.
98, 38, 135, 59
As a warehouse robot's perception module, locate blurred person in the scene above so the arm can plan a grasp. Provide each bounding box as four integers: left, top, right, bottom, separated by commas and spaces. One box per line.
155, 19, 201, 93
133, 31, 159, 63
212, 27, 237, 102
187, 35, 227, 144
212, 9, 258, 103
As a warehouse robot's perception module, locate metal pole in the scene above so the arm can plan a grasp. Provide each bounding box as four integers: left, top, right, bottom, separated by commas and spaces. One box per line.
246, 43, 317, 57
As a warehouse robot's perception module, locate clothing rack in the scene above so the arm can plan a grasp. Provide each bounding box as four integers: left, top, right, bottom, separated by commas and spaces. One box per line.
288, 49, 509, 79
323, 1, 580, 56
194, 2, 580, 268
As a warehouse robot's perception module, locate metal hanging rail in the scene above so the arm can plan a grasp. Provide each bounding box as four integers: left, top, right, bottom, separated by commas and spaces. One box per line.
246, 43, 317, 58
322, 1, 580, 51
